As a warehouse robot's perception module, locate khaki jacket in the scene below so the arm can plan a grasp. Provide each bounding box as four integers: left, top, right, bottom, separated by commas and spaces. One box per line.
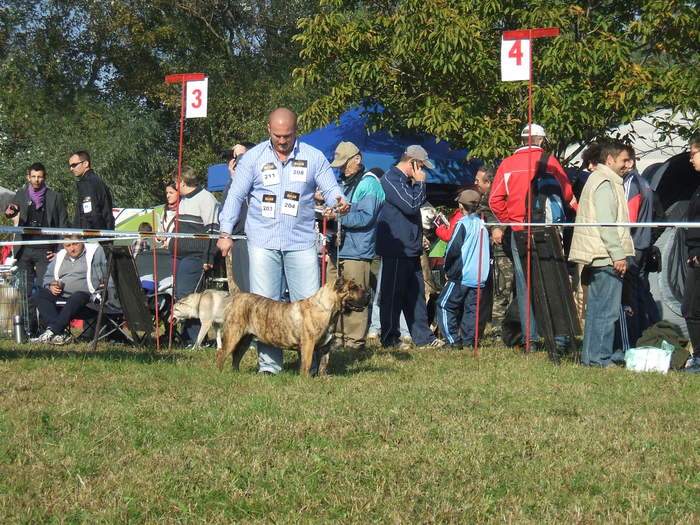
569, 164, 634, 266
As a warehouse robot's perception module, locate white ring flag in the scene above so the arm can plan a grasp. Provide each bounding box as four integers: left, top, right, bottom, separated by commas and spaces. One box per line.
186, 78, 208, 118
501, 38, 531, 81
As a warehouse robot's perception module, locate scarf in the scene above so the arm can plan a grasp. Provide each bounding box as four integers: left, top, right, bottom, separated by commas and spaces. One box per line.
28, 184, 47, 209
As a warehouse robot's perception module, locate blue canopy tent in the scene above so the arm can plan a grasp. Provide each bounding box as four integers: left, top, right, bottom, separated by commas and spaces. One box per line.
208, 107, 479, 204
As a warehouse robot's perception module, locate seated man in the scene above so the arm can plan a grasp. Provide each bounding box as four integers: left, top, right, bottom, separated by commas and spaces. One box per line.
30, 236, 108, 345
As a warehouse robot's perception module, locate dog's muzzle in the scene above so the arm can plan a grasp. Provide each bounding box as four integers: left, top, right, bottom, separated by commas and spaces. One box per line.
344, 291, 371, 312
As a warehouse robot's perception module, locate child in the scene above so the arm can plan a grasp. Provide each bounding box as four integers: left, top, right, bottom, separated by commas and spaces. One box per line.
436, 189, 490, 349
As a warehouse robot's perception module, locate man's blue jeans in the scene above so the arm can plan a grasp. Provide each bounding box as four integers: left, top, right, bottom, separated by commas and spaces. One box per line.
248, 245, 319, 374
581, 265, 623, 367
510, 229, 538, 344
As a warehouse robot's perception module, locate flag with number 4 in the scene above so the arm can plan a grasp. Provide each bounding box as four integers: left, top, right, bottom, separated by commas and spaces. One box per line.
501, 38, 530, 81
186, 78, 208, 118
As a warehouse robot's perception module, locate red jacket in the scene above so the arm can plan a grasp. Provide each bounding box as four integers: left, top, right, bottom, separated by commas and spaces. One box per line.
489, 146, 575, 230
435, 209, 465, 242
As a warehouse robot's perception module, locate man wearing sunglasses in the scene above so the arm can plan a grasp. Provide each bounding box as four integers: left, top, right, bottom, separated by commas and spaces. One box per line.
69, 150, 114, 231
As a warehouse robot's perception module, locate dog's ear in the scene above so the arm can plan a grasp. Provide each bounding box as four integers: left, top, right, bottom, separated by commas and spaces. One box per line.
334, 277, 345, 291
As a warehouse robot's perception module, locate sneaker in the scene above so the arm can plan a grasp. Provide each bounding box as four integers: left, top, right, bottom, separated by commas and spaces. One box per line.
420, 338, 445, 349
681, 355, 700, 373
398, 341, 412, 351
30, 329, 55, 343
50, 333, 73, 346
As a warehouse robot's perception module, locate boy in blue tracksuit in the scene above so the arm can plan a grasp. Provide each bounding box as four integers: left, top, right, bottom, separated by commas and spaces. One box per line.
436, 189, 490, 349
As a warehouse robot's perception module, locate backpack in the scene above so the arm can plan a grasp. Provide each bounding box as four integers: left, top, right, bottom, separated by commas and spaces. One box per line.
530, 153, 566, 224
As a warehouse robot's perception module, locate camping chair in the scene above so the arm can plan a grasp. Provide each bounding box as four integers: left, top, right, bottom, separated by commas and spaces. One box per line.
97, 245, 154, 346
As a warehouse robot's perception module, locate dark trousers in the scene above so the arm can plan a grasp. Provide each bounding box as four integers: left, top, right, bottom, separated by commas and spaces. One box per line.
436, 281, 479, 346
478, 266, 494, 336
615, 270, 661, 350
17, 247, 52, 291
174, 254, 204, 343
682, 264, 700, 357
379, 256, 434, 347
30, 288, 91, 333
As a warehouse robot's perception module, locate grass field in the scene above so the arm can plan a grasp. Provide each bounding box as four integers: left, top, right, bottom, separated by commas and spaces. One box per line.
1, 336, 699, 523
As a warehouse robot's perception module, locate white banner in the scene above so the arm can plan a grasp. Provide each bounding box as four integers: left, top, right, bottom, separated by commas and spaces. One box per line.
501, 38, 531, 81
185, 78, 208, 118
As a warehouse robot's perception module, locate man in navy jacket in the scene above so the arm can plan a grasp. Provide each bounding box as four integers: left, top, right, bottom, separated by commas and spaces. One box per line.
375, 146, 444, 349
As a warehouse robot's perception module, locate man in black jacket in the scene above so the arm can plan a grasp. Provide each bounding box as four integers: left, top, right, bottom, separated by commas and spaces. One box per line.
5, 162, 69, 290
69, 151, 115, 230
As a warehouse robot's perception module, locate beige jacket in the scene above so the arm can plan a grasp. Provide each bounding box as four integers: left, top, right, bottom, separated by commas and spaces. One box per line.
569, 164, 634, 266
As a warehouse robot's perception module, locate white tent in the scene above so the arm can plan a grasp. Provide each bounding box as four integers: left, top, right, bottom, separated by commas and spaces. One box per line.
565, 108, 695, 173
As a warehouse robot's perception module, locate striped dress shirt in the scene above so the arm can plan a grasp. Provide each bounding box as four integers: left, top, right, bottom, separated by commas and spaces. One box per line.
219, 139, 344, 251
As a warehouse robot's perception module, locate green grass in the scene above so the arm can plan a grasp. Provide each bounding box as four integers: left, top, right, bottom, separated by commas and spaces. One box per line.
1, 336, 699, 523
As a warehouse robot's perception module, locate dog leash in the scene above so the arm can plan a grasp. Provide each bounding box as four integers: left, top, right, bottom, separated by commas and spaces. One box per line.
335, 216, 347, 349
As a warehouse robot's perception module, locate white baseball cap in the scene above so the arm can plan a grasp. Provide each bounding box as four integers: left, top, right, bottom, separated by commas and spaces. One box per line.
520, 123, 547, 138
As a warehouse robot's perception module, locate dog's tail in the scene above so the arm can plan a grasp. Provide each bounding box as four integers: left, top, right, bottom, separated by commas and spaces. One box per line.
225, 253, 241, 293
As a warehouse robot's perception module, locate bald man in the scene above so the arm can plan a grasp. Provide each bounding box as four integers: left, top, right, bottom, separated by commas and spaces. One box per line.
218, 108, 349, 375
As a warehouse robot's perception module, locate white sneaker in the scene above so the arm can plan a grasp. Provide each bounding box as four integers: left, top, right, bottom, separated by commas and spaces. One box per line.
50, 333, 73, 346
31, 329, 55, 343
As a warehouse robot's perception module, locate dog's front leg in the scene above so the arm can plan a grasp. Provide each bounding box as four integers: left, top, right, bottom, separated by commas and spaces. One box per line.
299, 338, 315, 377
195, 320, 212, 348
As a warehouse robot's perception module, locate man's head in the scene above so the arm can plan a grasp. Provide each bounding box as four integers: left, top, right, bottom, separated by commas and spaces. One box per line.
268, 108, 297, 158
599, 141, 631, 176
689, 134, 700, 173
68, 151, 91, 178
331, 141, 362, 176
581, 143, 601, 172
520, 123, 546, 146
399, 145, 434, 179
26, 162, 46, 190
621, 144, 636, 176
474, 165, 495, 194
63, 235, 85, 258
456, 188, 481, 214
179, 166, 199, 194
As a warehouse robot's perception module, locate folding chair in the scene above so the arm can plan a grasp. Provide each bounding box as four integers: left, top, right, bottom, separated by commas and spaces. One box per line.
100, 245, 154, 346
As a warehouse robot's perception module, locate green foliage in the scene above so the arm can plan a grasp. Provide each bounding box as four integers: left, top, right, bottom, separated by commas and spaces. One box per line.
294, 0, 700, 162
0, 0, 324, 208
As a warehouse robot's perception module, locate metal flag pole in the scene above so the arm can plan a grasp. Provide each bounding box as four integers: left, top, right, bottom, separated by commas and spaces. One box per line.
164, 73, 204, 350
502, 27, 558, 353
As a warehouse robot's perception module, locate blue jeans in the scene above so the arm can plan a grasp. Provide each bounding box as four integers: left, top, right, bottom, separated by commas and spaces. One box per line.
582, 265, 623, 367
248, 245, 319, 374
511, 229, 538, 344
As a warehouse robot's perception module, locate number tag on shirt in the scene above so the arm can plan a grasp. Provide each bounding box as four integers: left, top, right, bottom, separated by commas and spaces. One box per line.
290, 159, 308, 182
82, 197, 92, 214
282, 191, 300, 217
261, 163, 280, 187
261, 194, 276, 219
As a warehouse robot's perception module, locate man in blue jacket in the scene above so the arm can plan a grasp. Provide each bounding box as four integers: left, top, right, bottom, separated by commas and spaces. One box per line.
376, 145, 444, 349
324, 141, 385, 351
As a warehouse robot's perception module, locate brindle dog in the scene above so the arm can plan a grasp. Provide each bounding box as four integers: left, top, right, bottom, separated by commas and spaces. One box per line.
217, 277, 369, 376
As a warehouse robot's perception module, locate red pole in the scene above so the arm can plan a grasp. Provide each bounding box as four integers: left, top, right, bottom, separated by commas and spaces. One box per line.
167, 80, 187, 349
525, 29, 534, 354
152, 208, 160, 351
163, 73, 203, 350
473, 213, 485, 358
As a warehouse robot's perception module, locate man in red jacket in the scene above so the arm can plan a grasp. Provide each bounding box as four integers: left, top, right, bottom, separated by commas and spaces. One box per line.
489, 124, 576, 350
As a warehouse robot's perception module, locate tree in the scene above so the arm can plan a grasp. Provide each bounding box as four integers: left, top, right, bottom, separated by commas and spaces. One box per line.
0, 0, 325, 208
293, 0, 700, 163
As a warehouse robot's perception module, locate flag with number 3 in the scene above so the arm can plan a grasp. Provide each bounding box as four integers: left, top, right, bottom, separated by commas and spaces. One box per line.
501, 38, 530, 81
186, 78, 208, 118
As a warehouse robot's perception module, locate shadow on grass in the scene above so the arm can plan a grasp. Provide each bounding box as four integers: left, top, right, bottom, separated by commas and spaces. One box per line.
0, 343, 194, 364
280, 346, 411, 376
